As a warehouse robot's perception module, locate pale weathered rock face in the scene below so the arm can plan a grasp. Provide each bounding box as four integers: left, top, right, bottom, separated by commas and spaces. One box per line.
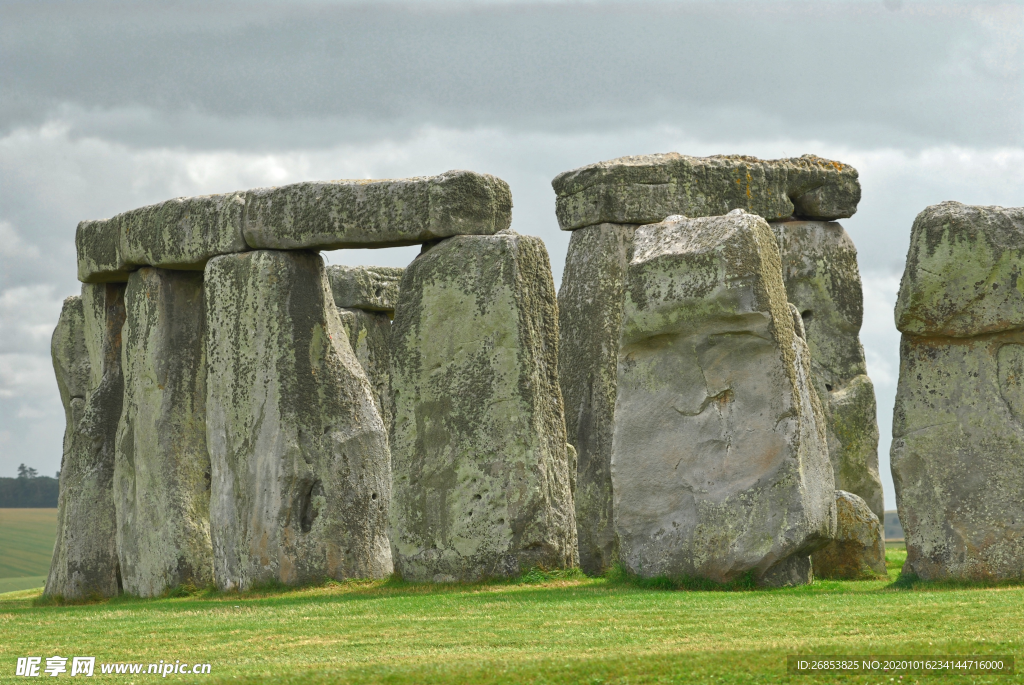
552, 154, 860, 231
119, 193, 248, 271
812, 490, 886, 579
557, 222, 637, 575
611, 211, 835, 586
771, 219, 883, 519
328, 265, 404, 313
243, 171, 512, 250
893, 202, 1024, 581
46, 284, 126, 598
205, 250, 392, 590
76, 219, 133, 283
338, 307, 394, 436
115, 268, 213, 597
390, 231, 578, 581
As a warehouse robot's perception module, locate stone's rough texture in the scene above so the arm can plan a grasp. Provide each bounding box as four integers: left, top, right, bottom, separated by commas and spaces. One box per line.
205, 250, 392, 591
896, 202, 1024, 337
390, 230, 578, 582
243, 171, 513, 250
892, 333, 1024, 580
46, 284, 126, 598
557, 222, 637, 575
120, 193, 248, 271
76, 219, 133, 283
328, 265, 404, 312
771, 220, 884, 519
611, 211, 836, 585
552, 154, 861, 231
338, 307, 394, 437
115, 268, 213, 597
812, 490, 886, 579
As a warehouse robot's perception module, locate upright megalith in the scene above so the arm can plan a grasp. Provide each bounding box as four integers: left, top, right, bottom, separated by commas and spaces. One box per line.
771, 220, 883, 519
892, 202, 1024, 581
205, 250, 392, 590
812, 490, 886, 580
115, 268, 213, 597
328, 265, 404, 314
390, 230, 578, 581
46, 284, 126, 599
611, 211, 835, 586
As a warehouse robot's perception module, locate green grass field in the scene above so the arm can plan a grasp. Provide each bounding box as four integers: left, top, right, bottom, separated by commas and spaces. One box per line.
1, 545, 1022, 684
0, 508, 56, 581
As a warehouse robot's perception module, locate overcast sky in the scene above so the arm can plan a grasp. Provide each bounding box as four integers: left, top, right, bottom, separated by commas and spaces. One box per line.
1, 0, 1022, 508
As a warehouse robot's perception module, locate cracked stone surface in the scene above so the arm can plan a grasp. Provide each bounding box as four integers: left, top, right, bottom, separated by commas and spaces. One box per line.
115, 268, 213, 597
389, 231, 578, 582
46, 284, 126, 599
812, 490, 886, 579
611, 211, 835, 586
205, 250, 392, 590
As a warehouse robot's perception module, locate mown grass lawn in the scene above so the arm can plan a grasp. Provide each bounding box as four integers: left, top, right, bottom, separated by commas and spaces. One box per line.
0, 546, 1021, 684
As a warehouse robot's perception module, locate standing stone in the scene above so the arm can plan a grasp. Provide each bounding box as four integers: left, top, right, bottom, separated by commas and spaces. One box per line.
390, 230, 578, 581
115, 268, 213, 597
771, 219, 884, 519
327, 265, 404, 313
337, 307, 394, 436
812, 490, 887, 580
46, 284, 126, 598
557, 223, 637, 575
892, 202, 1024, 581
205, 250, 392, 590
611, 211, 835, 586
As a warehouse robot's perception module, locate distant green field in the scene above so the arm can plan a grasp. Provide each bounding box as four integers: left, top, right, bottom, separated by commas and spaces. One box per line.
1, 546, 1022, 684
0, 508, 56, 579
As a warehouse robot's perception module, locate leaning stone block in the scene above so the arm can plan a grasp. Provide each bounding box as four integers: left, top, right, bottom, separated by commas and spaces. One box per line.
76, 218, 133, 283
328, 265, 404, 313
812, 490, 886, 579
552, 154, 861, 231
611, 211, 835, 586
390, 231, 578, 582
557, 222, 637, 575
771, 219, 883, 519
46, 283, 126, 598
338, 307, 394, 436
119, 193, 247, 270
115, 268, 213, 597
205, 250, 392, 590
243, 170, 512, 250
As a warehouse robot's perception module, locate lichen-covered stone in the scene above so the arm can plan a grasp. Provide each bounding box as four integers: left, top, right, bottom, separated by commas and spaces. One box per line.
327, 265, 404, 313
76, 219, 133, 283
552, 154, 861, 231
557, 222, 637, 575
892, 333, 1024, 580
243, 171, 512, 250
46, 284, 126, 598
338, 307, 394, 436
205, 250, 392, 590
119, 193, 247, 270
114, 268, 213, 597
390, 230, 578, 582
771, 219, 883, 519
611, 211, 835, 586
896, 202, 1024, 337
812, 490, 886, 579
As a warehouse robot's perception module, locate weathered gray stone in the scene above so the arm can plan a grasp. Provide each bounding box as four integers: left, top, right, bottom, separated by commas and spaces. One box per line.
611, 211, 835, 585
328, 265, 404, 313
76, 219, 133, 283
896, 202, 1024, 338
46, 284, 126, 598
552, 154, 861, 231
557, 222, 637, 575
338, 307, 394, 437
812, 490, 886, 580
390, 230, 578, 582
771, 219, 883, 519
114, 268, 213, 597
205, 250, 392, 590
119, 193, 247, 270
243, 171, 512, 250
